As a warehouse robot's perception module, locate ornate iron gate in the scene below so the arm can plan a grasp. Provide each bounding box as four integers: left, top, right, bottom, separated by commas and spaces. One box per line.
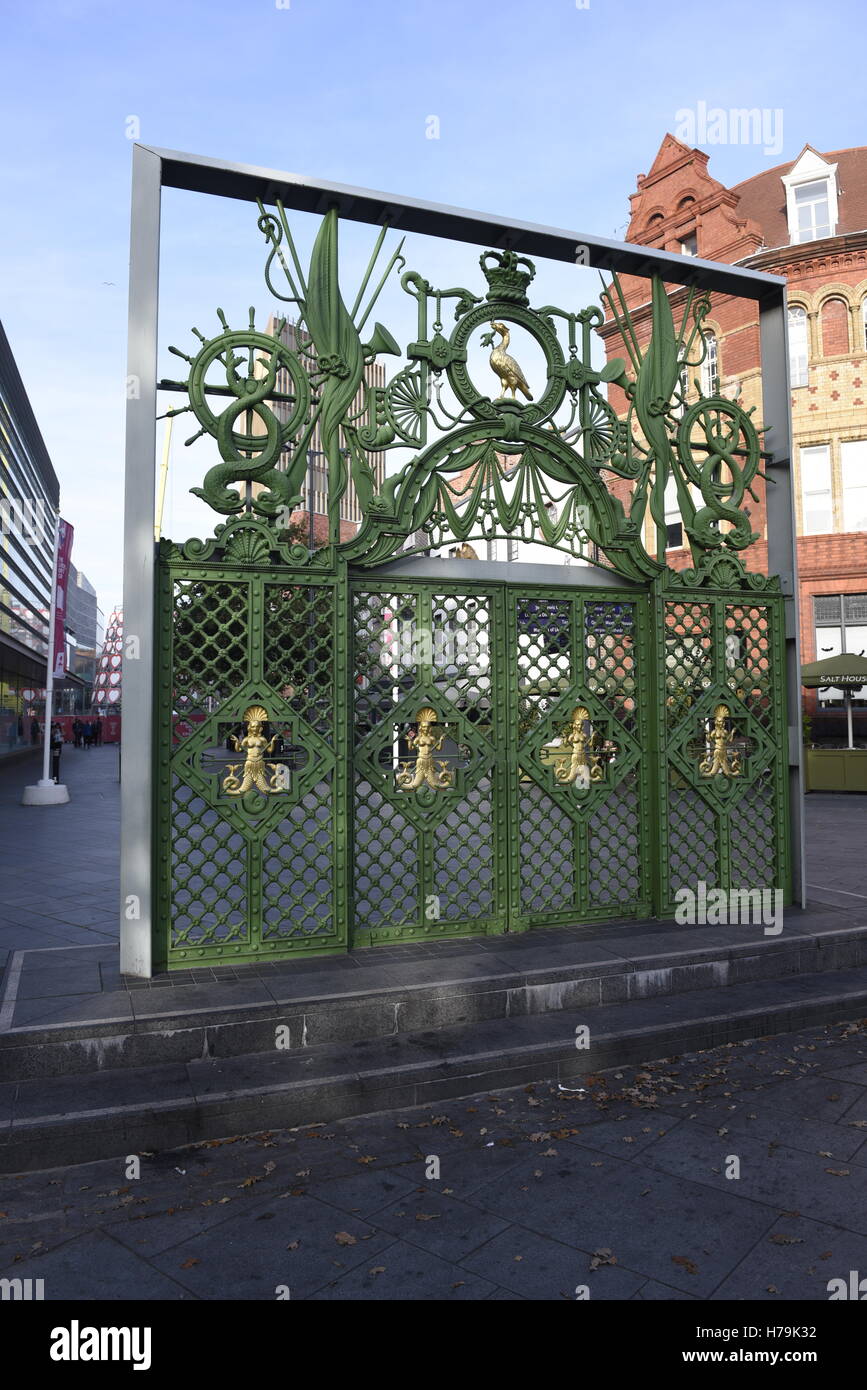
153, 206, 792, 968
350, 581, 653, 942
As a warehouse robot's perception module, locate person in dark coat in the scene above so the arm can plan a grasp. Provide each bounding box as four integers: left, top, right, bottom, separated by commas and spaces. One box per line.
50, 722, 63, 782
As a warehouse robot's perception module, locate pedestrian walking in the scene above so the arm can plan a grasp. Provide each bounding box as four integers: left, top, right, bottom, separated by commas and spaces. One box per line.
82, 720, 92, 749
73, 718, 82, 748
31, 718, 40, 746
50, 722, 63, 782
94, 718, 102, 746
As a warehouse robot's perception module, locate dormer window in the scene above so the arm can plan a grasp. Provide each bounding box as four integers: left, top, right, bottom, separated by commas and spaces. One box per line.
782, 149, 839, 245
793, 181, 832, 242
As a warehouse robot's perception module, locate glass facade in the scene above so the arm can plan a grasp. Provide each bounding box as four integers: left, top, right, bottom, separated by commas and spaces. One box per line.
0, 319, 60, 759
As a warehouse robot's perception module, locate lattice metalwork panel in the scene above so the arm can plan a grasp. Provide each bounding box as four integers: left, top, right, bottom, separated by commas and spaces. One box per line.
431, 592, 492, 715
664, 601, 713, 731
516, 596, 573, 727
263, 584, 335, 741
170, 778, 248, 949
725, 604, 773, 730
433, 781, 496, 921
589, 775, 642, 906
353, 781, 420, 932
510, 587, 647, 924
668, 779, 719, 892
585, 601, 638, 734
730, 771, 777, 889
353, 590, 419, 737
171, 579, 249, 741
518, 780, 576, 913
262, 777, 336, 939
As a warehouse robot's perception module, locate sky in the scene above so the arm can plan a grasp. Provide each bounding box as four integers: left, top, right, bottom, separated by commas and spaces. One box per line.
1, 0, 864, 613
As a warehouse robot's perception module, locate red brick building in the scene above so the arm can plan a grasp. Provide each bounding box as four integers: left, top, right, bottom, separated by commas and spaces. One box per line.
600, 136, 867, 743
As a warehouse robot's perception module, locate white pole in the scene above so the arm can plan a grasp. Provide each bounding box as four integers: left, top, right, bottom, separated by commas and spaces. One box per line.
846, 689, 854, 751
40, 510, 61, 786
22, 509, 69, 803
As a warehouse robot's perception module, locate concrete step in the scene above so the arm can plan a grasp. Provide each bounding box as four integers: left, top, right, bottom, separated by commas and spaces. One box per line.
3, 914, 867, 1083
3, 962, 867, 1172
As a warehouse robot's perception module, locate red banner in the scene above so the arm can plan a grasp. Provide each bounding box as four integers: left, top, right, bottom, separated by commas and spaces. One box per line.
53, 518, 73, 680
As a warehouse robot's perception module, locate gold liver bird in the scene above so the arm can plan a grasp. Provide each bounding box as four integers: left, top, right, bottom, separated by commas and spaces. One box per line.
480, 321, 533, 401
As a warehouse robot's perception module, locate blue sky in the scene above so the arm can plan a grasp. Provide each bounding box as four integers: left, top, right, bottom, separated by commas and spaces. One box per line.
1, 0, 864, 609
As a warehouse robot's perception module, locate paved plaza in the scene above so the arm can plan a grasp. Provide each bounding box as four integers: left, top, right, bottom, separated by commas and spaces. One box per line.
1, 748, 867, 1299
1, 1018, 867, 1300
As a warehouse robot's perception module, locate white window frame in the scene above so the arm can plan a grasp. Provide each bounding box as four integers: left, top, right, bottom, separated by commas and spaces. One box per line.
788, 305, 809, 388
814, 593, 867, 706
782, 151, 839, 246
700, 332, 718, 397
680, 232, 698, 257
841, 440, 867, 533
664, 475, 683, 550
800, 444, 833, 535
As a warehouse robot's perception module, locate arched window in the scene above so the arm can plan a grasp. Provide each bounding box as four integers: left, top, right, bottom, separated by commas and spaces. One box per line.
700, 332, 719, 396
788, 306, 808, 387
862, 299, 867, 351
821, 297, 849, 356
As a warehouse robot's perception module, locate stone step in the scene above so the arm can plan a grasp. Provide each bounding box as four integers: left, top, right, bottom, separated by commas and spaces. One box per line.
2, 913, 866, 1084
3, 962, 867, 1173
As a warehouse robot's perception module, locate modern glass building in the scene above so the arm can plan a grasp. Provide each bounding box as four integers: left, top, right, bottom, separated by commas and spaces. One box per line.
0, 319, 59, 758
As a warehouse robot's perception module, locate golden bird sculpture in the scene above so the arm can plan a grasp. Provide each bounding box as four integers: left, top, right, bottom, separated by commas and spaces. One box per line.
480, 321, 533, 401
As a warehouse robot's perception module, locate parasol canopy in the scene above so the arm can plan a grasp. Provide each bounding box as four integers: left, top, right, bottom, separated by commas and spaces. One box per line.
801, 652, 867, 689
801, 651, 867, 751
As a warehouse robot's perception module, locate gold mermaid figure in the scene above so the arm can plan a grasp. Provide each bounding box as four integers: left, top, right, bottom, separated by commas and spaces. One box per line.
699, 704, 741, 778
553, 706, 605, 785
223, 705, 283, 795
396, 706, 454, 792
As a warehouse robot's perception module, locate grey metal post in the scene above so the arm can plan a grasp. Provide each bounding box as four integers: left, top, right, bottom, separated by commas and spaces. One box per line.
760, 290, 806, 908
120, 145, 162, 976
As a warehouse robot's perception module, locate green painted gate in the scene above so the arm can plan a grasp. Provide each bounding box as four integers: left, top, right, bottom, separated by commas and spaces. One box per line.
351, 580, 652, 942
152, 211, 791, 969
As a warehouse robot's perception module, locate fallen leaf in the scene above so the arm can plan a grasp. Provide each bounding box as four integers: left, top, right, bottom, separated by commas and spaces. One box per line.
770, 1234, 803, 1245
826, 1169, 850, 1177
590, 1248, 617, 1270
286, 1241, 300, 1250
180, 1258, 199, 1269
672, 1256, 698, 1275
335, 1232, 357, 1246
369, 1266, 386, 1276
415, 1214, 439, 1222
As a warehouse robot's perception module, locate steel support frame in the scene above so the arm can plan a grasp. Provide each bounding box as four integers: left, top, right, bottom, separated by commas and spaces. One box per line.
121, 144, 802, 978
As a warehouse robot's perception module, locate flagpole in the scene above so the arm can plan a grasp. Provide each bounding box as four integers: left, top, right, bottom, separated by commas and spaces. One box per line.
40, 509, 61, 786
22, 509, 70, 805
